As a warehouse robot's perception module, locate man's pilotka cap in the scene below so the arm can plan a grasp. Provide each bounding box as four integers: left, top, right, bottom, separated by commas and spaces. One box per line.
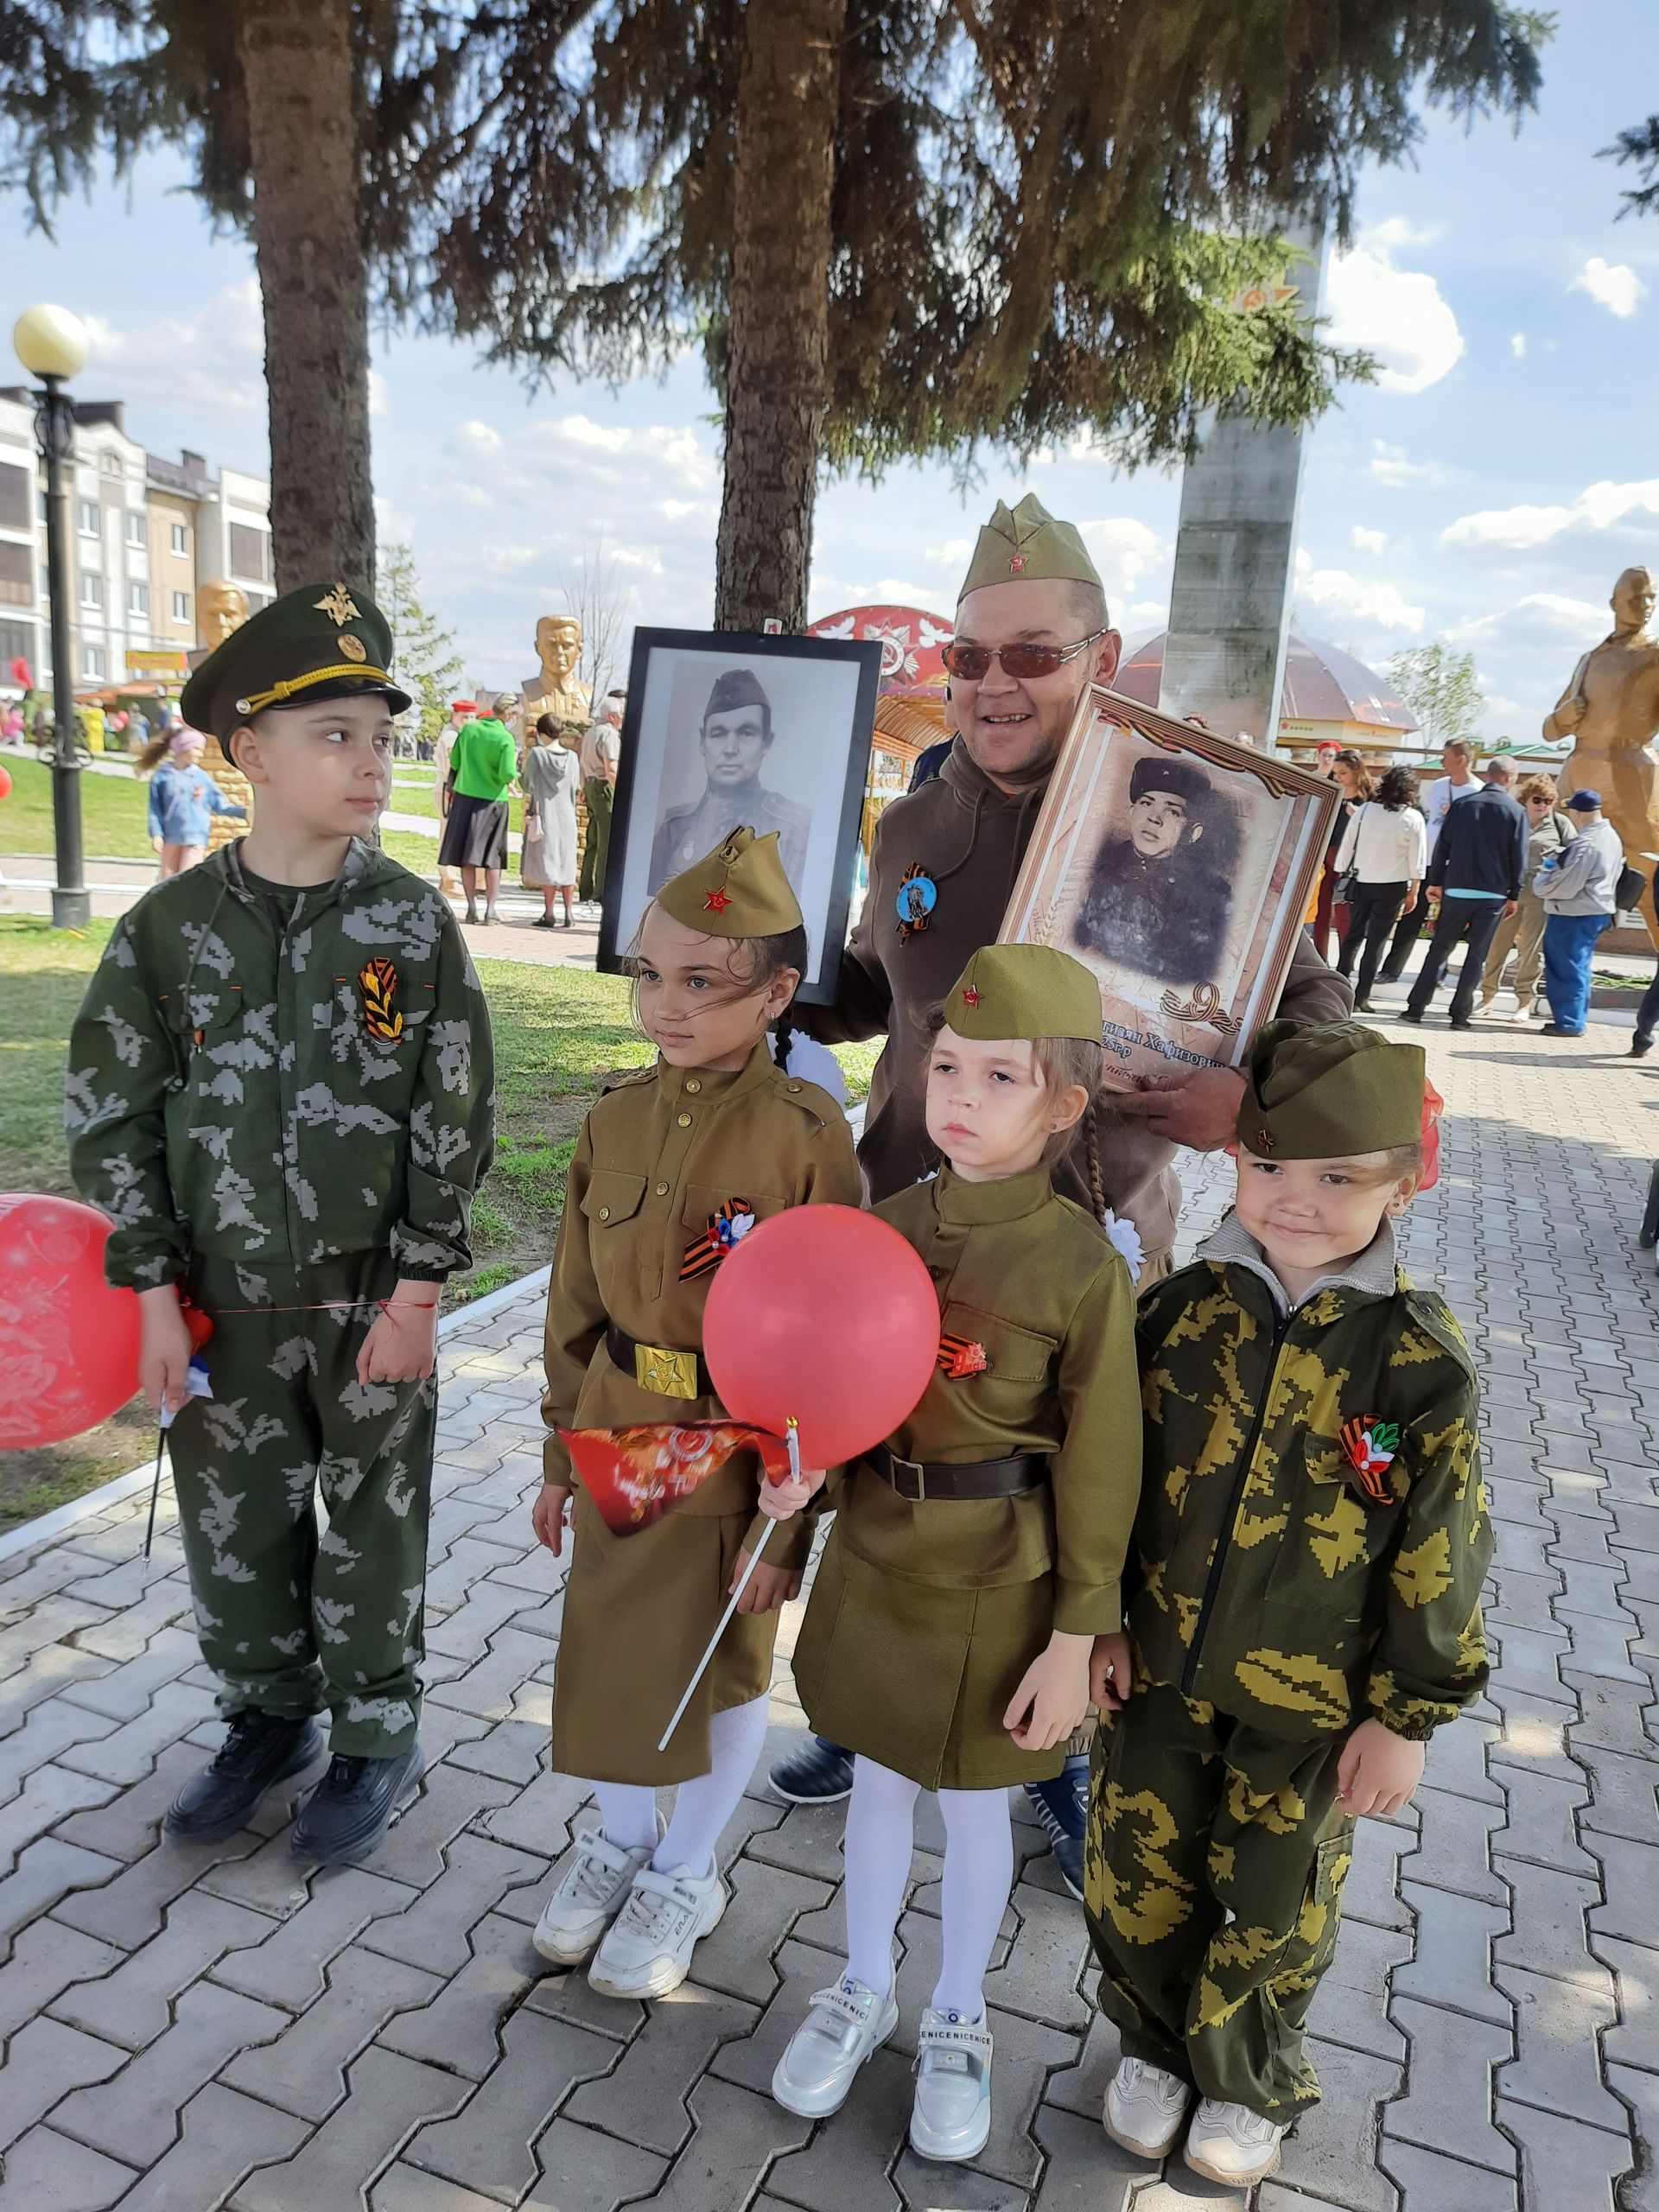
702, 667, 772, 724
655, 826, 803, 938
958, 493, 1103, 600
1237, 1019, 1426, 1160
946, 945, 1103, 1043
181, 582, 411, 741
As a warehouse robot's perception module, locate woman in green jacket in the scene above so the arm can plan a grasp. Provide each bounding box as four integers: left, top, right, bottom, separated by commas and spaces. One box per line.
438, 691, 519, 923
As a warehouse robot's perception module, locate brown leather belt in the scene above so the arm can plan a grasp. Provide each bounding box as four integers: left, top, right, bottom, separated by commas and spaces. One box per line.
606, 1322, 713, 1402
868, 1440, 1046, 1503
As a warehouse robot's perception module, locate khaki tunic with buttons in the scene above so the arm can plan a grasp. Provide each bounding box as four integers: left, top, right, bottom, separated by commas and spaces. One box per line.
542, 1045, 861, 1783
792, 1164, 1141, 1790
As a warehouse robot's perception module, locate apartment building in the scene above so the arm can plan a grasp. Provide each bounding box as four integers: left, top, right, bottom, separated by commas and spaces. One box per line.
0, 389, 270, 698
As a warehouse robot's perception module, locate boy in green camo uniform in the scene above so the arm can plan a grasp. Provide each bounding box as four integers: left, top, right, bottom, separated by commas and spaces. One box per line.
1085, 1020, 1490, 2189
67, 582, 494, 1866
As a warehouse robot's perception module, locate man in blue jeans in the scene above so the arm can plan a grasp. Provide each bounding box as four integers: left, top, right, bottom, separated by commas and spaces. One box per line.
1400, 769, 1527, 1031
1538, 790, 1625, 1036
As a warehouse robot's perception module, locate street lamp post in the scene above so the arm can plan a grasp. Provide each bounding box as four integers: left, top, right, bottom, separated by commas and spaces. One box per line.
13, 304, 91, 930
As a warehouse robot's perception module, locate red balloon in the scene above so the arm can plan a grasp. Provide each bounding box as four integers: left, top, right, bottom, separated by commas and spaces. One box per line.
0, 1196, 143, 1448
0, 762, 12, 803
702, 1205, 939, 1466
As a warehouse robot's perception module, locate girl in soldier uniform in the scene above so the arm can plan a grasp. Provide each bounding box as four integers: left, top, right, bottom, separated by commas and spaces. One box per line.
531, 828, 861, 2000
766, 944, 1141, 2164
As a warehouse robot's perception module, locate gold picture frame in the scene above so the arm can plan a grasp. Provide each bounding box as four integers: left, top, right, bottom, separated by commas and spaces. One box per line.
1001, 687, 1339, 1092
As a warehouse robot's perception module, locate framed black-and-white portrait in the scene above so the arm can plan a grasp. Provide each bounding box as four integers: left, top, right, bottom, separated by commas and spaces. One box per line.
599, 626, 884, 1004
1001, 688, 1338, 1090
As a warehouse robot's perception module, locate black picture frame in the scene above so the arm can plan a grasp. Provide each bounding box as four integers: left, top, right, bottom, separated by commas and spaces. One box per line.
596, 626, 885, 1006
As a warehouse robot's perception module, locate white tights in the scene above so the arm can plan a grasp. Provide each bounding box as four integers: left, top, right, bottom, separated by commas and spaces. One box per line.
842, 1754, 1014, 2022
588, 1693, 770, 1880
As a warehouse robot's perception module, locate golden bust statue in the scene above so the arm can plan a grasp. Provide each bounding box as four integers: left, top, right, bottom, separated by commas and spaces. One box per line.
1546, 566, 1659, 938
530, 613, 592, 728
193, 581, 256, 845
197, 580, 251, 650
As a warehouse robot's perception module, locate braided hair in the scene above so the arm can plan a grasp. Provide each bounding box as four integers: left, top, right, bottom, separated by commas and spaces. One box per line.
1032, 1033, 1107, 1224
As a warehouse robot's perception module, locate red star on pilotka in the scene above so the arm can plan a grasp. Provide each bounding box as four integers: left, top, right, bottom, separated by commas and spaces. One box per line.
1007, 553, 1027, 572
703, 888, 732, 914
961, 985, 981, 1007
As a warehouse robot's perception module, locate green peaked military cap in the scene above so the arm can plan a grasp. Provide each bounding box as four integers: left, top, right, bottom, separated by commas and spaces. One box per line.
948, 945, 1102, 1043
1237, 1019, 1425, 1160
656, 826, 803, 938
959, 493, 1103, 599
180, 580, 412, 741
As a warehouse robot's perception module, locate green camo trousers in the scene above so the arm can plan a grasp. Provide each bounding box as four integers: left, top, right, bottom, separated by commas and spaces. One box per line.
168, 1251, 436, 1758
1084, 1681, 1354, 2120
580, 778, 613, 901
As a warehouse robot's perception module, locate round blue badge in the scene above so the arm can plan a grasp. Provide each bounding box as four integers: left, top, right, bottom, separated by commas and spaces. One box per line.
896, 873, 938, 926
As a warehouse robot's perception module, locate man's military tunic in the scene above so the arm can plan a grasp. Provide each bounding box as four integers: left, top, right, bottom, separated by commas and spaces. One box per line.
542, 1045, 860, 1784
647, 785, 810, 899
792, 1164, 1141, 1791
803, 738, 1353, 1264
66, 840, 495, 1758
1085, 1214, 1491, 2120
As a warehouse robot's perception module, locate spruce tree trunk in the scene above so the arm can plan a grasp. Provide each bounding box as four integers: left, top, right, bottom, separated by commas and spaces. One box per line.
713, 0, 847, 633
239, 0, 374, 592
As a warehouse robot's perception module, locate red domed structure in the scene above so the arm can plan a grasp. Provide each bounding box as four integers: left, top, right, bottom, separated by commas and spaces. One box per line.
1114, 631, 1421, 760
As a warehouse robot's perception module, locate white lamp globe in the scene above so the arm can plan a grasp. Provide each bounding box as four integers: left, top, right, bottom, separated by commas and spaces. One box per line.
13, 304, 90, 383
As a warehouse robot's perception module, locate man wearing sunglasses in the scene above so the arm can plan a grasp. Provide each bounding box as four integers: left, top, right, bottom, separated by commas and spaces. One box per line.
805, 492, 1351, 1273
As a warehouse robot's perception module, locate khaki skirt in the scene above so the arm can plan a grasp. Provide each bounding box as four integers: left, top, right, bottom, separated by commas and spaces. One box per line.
550, 1483, 779, 1786
791, 1526, 1064, 1791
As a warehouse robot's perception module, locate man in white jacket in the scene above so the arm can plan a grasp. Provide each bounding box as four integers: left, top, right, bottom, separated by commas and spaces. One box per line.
1537, 790, 1627, 1037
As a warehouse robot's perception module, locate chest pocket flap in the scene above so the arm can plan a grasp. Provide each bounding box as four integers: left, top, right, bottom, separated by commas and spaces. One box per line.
941, 1300, 1056, 1385
582, 1169, 647, 1227
680, 1181, 791, 1230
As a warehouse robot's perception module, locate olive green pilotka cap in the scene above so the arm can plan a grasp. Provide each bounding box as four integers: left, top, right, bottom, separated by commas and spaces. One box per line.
1237, 1019, 1426, 1160
958, 493, 1103, 599
656, 827, 804, 938
180, 581, 411, 741
947, 945, 1103, 1042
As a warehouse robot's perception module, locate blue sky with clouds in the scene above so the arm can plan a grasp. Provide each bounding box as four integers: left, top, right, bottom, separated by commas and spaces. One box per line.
7, 0, 1655, 734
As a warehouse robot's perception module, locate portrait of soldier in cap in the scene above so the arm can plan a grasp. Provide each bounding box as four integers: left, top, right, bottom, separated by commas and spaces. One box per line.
647, 666, 812, 895
1073, 752, 1236, 983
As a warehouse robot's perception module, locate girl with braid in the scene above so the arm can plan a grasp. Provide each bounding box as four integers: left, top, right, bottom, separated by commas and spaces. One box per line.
762, 945, 1142, 2165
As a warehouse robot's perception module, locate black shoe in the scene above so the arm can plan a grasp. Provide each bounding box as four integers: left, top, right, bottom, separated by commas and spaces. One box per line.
1450, 1015, 1473, 1031
1024, 1752, 1090, 1903
532, 913, 556, 929
1539, 1024, 1582, 1038
463, 905, 480, 925
1632, 1037, 1653, 1058
769, 1734, 855, 1804
1396, 1008, 1424, 1025
290, 1744, 425, 1866
1353, 998, 1374, 1013
164, 1710, 324, 1845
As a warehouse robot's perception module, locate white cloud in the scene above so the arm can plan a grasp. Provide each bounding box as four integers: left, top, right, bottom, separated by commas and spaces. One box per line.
81, 280, 266, 438
367, 369, 389, 419
1078, 517, 1167, 598
1297, 564, 1427, 635
1440, 476, 1659, 552
1325, 238, 1464, 395
1369, 441, 1456, 490
1351, 525, 1389, 555
1362, 217, 1444, 254
1510, 333, 1527, 359
1450, 593, 1608, 645
924, 537, 974, 571
1568, 257, 1647, 321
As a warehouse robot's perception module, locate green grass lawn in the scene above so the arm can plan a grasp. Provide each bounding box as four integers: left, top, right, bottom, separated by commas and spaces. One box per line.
1, 753, 158, 862
0, 912, 875, 1528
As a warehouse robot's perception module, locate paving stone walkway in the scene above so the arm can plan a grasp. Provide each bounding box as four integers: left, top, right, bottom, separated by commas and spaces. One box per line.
2, 1020, 1656, 2211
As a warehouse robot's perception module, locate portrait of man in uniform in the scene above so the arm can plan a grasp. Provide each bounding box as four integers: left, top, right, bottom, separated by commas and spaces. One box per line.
1073, 754, 1235, 983
599, 627, 884, 1005
646, 667, 812, 895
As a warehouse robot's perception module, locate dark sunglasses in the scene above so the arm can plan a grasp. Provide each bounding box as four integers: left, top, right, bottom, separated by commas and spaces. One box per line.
940, 631, 1106, 683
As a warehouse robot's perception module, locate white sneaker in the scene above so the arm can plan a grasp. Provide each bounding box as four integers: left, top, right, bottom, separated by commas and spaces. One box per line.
1182, 2096, 1287, 2185
586, 1859, 727, 1999
909, 2006, 993, 2164
772, 1974, 899, 2118
532, 1822, 658, 1967
1103, 2055, 1193, 2159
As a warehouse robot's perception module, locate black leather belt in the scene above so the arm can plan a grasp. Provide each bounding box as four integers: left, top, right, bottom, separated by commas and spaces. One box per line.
868, 1440, 1046, 1503
606, 1322, 714, 1402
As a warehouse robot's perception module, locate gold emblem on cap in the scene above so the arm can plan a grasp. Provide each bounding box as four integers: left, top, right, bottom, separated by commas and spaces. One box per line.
338, 632, 367, 664
314, 583, 360, 624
